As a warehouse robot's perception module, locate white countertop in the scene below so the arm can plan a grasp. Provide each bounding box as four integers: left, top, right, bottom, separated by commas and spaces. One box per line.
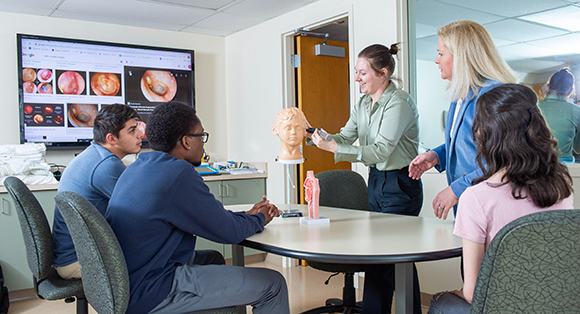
0, 162, 268, 192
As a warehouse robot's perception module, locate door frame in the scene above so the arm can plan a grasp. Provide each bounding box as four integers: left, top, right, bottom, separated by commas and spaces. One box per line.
280, 11, 355, 204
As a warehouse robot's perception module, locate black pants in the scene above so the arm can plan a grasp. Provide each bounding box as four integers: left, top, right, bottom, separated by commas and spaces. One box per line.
363, 167, 423, 314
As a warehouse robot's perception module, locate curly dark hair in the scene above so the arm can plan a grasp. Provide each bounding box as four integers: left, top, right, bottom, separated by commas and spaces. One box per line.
472, 84, 572, 207
93, 104, 139, 144
146, 101, 200, 152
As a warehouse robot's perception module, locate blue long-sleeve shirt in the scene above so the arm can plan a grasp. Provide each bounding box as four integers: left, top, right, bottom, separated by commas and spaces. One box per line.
105, 151, 265, 314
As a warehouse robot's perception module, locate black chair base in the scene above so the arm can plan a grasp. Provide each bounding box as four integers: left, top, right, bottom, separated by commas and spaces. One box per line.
300, 273, 362, 314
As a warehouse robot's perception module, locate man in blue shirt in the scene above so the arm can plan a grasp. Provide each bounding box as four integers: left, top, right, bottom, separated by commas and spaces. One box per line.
53, 104, 143, 279
106, 102, 289, 314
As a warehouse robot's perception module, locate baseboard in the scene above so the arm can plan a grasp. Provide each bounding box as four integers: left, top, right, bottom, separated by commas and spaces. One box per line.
8, 288, 36, 302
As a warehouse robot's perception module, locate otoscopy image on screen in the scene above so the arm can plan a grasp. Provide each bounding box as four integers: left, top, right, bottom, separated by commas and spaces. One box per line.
17, 33, 195, 149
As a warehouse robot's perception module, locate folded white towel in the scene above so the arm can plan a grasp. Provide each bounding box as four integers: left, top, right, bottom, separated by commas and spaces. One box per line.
0, 174, 58, 186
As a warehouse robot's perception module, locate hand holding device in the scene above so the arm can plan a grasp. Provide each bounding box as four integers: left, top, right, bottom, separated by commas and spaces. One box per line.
306, 127, 332, 141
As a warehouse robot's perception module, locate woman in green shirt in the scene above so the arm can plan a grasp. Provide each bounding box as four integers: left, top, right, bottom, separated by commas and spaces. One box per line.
308, 43, 422, 314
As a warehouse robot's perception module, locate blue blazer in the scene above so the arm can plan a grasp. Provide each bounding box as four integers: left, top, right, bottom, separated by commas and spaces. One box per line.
432, 80, 502, 213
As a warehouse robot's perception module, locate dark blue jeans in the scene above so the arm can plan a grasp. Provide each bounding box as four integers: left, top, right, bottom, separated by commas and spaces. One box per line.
363, 167, 423, 314
427, 292, 470, 314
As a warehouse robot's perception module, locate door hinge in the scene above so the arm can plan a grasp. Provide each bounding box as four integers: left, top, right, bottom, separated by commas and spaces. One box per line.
291, 54, 300, 68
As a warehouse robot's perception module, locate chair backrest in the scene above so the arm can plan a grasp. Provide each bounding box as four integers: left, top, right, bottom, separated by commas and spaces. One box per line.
314, 170, 370, 211
4, 176, 54, 281
55, 191, 129, 314
471, 209, 580, 314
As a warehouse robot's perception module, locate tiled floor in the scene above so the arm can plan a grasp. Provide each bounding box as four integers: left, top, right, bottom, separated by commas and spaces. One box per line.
6, 260, 428, 313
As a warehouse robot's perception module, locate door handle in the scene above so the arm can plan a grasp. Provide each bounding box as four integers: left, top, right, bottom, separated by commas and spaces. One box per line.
1, 197, 9, 215
225, 184, 230, 198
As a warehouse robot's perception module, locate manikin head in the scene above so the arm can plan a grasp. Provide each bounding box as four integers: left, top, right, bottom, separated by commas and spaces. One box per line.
272, 107, 308, 161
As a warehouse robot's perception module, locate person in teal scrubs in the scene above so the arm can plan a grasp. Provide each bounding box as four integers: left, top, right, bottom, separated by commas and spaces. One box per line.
538, 67, 580, 163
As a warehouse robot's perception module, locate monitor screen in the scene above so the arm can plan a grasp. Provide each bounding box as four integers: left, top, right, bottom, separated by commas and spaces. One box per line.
17, 33, 195, 149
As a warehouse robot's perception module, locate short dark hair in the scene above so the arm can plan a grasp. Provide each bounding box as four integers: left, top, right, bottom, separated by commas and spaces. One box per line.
93, 104, 139, 144
472, 84, 572, 207
146, 101, 200, 152
547, 67, 575, 97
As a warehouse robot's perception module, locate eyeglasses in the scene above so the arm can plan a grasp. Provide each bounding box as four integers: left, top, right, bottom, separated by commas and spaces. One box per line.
181, 132, 209, 143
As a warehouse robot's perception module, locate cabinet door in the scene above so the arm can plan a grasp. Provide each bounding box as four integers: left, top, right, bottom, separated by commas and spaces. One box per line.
205, 181, 223, 201
221, 178, 266, 205
0, 190, 57, 291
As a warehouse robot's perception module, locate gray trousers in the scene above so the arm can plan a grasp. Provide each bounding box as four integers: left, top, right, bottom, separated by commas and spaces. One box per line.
149, 250, 289, 314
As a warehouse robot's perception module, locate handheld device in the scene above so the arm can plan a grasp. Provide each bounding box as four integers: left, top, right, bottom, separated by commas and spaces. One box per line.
306, 127, 332, 141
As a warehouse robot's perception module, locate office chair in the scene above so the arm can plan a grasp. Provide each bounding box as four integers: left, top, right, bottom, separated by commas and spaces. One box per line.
471, 209, 580, 314
301, 170, 370, 314
4, 176, 88, 314
55, 191, 237, 314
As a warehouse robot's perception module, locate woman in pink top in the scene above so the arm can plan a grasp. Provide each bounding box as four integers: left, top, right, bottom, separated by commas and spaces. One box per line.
428, 84, 574, 314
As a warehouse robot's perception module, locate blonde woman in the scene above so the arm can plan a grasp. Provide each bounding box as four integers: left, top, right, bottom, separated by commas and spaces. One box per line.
408, 20, 516, 219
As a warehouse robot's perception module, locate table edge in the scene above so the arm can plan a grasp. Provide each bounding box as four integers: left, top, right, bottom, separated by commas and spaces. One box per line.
239, 239, 462, 264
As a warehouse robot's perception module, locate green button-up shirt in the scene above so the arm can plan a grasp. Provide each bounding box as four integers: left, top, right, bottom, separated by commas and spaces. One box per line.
332, 82, 419, 171
539, 94, 580, 160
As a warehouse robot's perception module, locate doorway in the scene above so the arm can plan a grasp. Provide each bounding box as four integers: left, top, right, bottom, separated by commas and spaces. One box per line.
289, 17, 352, 204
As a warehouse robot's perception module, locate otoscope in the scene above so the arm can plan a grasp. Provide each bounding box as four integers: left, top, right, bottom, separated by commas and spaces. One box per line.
307, 127, 332, 141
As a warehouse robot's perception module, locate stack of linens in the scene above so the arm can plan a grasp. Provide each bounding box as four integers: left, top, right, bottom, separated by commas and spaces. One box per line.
0, 143, 58, 186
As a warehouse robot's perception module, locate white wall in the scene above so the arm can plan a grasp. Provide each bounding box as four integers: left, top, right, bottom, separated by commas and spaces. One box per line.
224, 0, 401, 204
0, 11, 227, 165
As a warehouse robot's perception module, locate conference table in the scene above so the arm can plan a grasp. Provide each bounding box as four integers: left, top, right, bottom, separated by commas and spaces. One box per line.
228, 204, 463, 314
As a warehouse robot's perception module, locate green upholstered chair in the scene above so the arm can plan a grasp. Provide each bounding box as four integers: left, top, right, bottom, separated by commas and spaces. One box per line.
55, 191, 238, 314
471, 209, 580, 314
302, 170, 370, 314
4, 176, 87, 314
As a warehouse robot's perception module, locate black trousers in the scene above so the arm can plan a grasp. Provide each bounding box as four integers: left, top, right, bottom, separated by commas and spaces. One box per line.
363, 167, 423, 314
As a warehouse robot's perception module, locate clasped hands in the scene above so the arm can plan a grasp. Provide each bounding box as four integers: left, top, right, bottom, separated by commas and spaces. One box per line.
246, 196, 281, 226
408, 151, 458, 220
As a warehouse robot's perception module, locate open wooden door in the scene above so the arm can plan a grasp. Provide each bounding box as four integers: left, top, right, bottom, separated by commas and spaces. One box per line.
296, 35, 351, 203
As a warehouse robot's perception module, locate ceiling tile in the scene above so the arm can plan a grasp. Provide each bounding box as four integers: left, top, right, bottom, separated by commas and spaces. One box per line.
223, 0, 308, 19
435, 0, 571, 17
56, 0, 213, 26
498, 42, 563, 60
520, 5, 580, 31
50, 10, 185, 32
193, 12, 264, 32
415, 0, 503, 29
140, 0, 237, 10
484, 19, 568, 42
0, 1, 57, 15
0, 0, 59, 10
508, 58, 568, 74
527, 32, 580, 55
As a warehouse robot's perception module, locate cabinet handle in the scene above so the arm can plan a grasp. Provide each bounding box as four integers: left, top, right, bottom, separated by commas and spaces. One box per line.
225, 184, 230, 198
218, 183, 223, 197
1, 198, 9, 215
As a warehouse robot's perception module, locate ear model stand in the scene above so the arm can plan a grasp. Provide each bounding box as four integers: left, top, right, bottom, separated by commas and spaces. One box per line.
275, 158, 304, 218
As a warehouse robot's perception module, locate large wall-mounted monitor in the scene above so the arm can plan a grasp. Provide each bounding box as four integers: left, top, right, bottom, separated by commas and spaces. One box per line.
17, 33, 195, 150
